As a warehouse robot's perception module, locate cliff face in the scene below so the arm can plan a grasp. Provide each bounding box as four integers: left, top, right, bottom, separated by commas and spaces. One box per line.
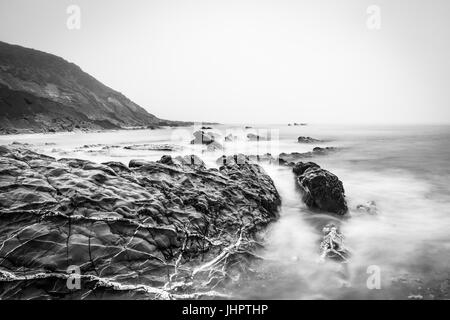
0, 41, 182, 134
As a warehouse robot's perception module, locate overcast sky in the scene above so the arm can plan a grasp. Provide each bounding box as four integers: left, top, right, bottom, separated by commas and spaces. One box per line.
1, 0, 449, 124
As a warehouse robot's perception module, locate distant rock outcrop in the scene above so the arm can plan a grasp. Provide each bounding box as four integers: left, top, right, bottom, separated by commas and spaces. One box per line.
278, 147, 338, 164
0, 41, 189, 134
293, 162, 348, 215
190, 131, 223, 151
216, 147, 339, 167
190, 130, 215, 145
247, 133, 270, 141
0, 147, 280, 299
297, 136, 323, 143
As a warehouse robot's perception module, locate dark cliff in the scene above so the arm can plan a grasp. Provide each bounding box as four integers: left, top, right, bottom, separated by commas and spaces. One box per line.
0, 41, 187, 134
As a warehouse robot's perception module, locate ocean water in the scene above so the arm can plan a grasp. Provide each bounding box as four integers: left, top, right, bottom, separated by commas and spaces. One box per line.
1, 124, 450, 299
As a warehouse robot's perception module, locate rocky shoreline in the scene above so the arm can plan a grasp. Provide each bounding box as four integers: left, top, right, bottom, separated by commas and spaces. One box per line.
0, 146, 281, 299
0, 140, 350, 299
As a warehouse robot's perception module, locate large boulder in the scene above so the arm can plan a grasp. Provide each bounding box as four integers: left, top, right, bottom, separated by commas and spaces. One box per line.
293, 162, 348, 215
0, 147, 280, 299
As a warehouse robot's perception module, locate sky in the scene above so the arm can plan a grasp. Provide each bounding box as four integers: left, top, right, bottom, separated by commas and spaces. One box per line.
0, 0, 449, 124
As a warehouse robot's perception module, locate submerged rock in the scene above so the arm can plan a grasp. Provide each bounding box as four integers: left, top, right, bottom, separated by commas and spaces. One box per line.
0, 147, 280, 299
123, 143, 182, 151
356, 201, 377, 215
206, 141, 223, 151
248, 153, 277, 164
293, 162, 348, 215
311, 146, 337, 154
319, 223, 350, 262
297, 136, 323, 143
225, 147, 339, 167
279, 147, 338, 164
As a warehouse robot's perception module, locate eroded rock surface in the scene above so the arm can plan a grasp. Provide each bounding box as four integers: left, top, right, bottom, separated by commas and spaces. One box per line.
293, 162, 348, 215
0, 147, 280, 299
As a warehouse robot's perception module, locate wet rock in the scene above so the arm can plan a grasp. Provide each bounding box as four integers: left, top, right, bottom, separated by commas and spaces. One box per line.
293, 162, 348, 215
312, 147, 336, 154
279, 147, 338, 163
123, 144, 182, 151
218, 154, 281, 214
297, 136, 323, 143
174, 155, 206, 168
102, 161, 131, 174
0, 146, 280, 299
319, 223, 350, 262
216, 154, 251, 166
128, 159, 152, 168
356, 201, 377, 215
190, 130, 215, 145
248, 153, 277, 164
190, 131, 223, 151
155, 155, 177, 166
206, 141, 223, 151
216, 148, 339, 168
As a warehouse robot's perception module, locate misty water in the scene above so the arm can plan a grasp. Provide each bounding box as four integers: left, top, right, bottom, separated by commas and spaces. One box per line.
2, 124, 450, 299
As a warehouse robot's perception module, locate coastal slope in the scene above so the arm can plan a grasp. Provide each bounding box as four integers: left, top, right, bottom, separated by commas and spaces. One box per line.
0, 41, 187, 134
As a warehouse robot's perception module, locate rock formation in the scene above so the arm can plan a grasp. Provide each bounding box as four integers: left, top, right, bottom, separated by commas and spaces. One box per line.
278, 147, 338, 164
297, 136, 323, 143
293, 162, 348, 215
0, 147, 280, 299
216, 148, 339, 167
190, 131, 223, 151
123, 144, 182, 151
356, 201, 377, 215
